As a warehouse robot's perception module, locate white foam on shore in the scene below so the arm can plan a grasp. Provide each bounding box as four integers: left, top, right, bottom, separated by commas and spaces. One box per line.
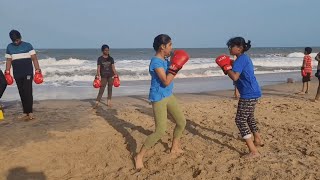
0, 52, 317, 86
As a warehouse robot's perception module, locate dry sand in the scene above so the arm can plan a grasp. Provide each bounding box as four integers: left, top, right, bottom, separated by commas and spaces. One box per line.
0, 80, 319, 180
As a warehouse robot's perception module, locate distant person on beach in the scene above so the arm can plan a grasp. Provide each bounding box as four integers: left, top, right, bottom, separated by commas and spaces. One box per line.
5, 30, 41, 120
215, 37, 263, 158
314, 52, 320, 101
135, 34, 189, 169
93, 44, 118, 108
297, 47, 313, 95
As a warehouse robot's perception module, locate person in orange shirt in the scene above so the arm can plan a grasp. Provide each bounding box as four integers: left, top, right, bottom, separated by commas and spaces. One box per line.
297, 47, 312, 95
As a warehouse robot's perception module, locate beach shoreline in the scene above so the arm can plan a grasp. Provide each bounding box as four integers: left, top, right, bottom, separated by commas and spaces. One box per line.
1, 71, 303, 102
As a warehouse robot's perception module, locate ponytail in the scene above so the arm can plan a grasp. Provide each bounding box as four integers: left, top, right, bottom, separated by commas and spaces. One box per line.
244, 40, 251, 52
227, 37, 252, 53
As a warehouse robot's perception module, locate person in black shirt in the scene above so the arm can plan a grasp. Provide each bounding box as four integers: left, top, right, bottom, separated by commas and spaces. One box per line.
93, 44, 118, 108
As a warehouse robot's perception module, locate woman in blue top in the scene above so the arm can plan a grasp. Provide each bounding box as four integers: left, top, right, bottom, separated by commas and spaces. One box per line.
218, 37, 263, 158
135, 34, 186, 169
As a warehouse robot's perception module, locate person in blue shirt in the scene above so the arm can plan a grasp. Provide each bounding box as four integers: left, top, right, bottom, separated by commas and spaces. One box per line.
5, 30, 41, 120
223, 37, 263, 158
135, 34, 186, 169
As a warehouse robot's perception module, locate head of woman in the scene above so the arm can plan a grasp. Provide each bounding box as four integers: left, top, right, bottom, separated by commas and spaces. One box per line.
101, 44, 110, 56
227, 37, 251, 56
153, 34, 172, 58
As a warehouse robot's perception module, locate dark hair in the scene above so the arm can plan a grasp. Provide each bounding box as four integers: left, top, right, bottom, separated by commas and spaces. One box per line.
153, 34, 171, 51
304, 47, 312, 54
101, 44, 109, 51
227, 37, 251, 52
9, 30, 21, 42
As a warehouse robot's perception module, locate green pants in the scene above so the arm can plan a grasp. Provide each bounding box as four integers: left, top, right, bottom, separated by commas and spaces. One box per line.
144, 95, 186, 148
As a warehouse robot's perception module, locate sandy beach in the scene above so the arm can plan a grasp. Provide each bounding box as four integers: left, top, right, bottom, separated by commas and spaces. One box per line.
0, 79, 319, 180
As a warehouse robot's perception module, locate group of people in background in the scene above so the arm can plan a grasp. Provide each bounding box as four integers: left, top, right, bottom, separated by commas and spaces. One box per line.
1, 30, 320, 170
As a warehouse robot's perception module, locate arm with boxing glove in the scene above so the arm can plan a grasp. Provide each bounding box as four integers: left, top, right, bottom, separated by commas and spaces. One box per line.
154, 68, 174, 86
155, 50, 189, 87
111, 64, 118, 77
5, 57, 12, 74
155, 68, 175, 87
226, 70, 240, 81
31, 54, 41, 73
4, 58, 14, 85
215, 55, 240, 81
96, 64, 101, 79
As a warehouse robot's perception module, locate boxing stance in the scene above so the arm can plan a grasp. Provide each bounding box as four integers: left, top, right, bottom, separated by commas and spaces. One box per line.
5, 30, 43, 120
135, 34, 189, 169
216, 37, 263, 158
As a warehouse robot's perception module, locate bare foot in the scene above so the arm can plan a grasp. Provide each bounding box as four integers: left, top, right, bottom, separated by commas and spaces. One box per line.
134, 155, 144, 169
296, 91, 306, 95
242, 152, 260, 159
253, 139, 264, 147
27, 113, 35, 120
92, 101, 99, 109
170, 148, 184, 154
107, 100, 112, 107
18, 114, 29, 121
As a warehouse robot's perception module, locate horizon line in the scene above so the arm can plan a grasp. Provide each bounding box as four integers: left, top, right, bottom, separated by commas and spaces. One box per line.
1, 46, 320, 50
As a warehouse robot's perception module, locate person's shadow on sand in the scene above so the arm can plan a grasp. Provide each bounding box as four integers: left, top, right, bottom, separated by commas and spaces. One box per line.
6, 167, 46, 180
133, 104, 244, 155
86, 100, 170, 159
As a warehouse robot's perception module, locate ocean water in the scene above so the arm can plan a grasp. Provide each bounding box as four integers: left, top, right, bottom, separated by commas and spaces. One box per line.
0, 47, 319, 87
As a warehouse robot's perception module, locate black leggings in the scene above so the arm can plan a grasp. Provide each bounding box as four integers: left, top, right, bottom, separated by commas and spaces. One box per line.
0, 70, 7, 99
15, 76, 33, 114
235, 98, 259, 139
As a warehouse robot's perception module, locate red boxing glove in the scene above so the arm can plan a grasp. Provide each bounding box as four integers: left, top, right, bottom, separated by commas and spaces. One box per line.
230, 59, 235, 66
215, 55, 232, 75
168, 50, 189, 75
301, 67, 307, 77
93, 76, 101, 88
34, 70, 43, 84
4, 70, 14, 85
113, 75, 120, 87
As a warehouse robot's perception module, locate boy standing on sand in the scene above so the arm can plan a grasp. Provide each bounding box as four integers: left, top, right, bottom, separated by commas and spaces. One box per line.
297, 47, 313, 95
5, 30, 42, 120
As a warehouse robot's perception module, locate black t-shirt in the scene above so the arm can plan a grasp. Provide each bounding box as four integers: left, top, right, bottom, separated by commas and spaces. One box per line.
97, 56, 115, 77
